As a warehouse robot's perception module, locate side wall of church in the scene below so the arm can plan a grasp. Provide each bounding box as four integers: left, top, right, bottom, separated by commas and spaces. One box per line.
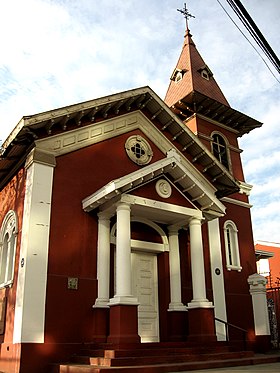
0, 169, 26, 373
220, 202, 256, 339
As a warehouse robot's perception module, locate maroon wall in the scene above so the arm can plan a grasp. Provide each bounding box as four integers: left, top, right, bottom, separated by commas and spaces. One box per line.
45, 129, 166, 345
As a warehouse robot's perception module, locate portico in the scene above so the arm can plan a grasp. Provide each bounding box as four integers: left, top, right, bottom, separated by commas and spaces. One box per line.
83, 152, 225, 344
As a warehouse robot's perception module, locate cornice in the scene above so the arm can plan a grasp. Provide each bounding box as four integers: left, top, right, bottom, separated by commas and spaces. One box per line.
221, 196, 252, 209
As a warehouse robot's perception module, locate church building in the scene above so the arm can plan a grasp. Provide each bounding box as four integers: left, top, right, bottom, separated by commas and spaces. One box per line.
0, 12, 272, 373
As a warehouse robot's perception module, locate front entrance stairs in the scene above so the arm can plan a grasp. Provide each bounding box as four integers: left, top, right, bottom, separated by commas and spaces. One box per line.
50, 342, 280, 373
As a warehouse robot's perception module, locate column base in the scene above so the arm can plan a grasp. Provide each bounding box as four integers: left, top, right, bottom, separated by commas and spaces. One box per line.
93, 298, 110, 308
187, 307, 217, 343
168, 302, 188, 311
254, 335, 271, 353
107, 304, 141, 344
109, 296, 139, 306
92, 307, 109, 342
187, 299, 214, 309
167, 310, 188, 341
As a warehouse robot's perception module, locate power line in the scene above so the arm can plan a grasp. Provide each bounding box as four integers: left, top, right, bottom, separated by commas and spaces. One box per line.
227, 0, 280, 73
216, 0, 280, 83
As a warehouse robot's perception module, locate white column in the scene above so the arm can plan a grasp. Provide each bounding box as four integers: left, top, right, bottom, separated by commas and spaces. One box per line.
93, 213, 111, 308
248, 273, 270, 336
110, 202, 138, 305
168, 227, 187, 311
208, 218, 227, 340
13, 148, 55, 343
188, 217, 213, 309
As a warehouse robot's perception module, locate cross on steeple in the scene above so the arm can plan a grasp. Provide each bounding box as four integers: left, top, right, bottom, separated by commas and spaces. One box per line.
177, 2, 195, 31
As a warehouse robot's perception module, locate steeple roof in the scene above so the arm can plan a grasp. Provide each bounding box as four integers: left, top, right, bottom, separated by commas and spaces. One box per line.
164, 29, 230, 108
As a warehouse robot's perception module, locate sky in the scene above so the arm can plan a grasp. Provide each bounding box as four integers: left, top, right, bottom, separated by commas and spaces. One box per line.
0, 0, 279, 243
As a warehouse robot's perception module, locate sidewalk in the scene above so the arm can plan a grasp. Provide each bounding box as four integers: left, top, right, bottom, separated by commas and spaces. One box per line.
177, 362, 280, 372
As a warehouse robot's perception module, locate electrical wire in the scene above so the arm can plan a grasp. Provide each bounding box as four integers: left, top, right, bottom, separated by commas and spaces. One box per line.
227, 0, 280, 73
216, 0, 280, 83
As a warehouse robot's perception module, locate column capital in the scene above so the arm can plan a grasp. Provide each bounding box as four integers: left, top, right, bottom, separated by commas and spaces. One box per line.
97, 211, 112, 221
248, 273, 268, 294
167, 225, 179, 235
25, 148, 56, 169
189, 217, 203, 226
116, 201, 131, 213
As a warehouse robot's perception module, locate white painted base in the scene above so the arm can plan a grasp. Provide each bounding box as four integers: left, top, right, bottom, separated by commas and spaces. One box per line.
187, 300, 214, 309
109, 296, 139, 306
168, 303, 188, 311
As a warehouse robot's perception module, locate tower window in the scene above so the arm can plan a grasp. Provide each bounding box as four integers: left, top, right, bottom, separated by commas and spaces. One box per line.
223, 220, 242, 272
201, 70, 209, 80
198, 65, 213, 80
170, 68, 187, 83
212, 133, 229, 169
0, 210, 18, 288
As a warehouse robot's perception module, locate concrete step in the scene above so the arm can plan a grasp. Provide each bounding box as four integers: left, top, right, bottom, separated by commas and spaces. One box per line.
72, 350, 254, 367
51, 353, 280, 373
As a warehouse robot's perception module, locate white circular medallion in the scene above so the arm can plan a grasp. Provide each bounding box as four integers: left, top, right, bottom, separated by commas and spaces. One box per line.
155, 179, 172, 198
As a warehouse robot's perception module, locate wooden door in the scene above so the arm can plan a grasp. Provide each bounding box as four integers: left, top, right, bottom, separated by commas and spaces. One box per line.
131, 251, 159, 342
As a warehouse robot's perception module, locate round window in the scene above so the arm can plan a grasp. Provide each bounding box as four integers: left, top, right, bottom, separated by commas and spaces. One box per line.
125, 135, 153, 165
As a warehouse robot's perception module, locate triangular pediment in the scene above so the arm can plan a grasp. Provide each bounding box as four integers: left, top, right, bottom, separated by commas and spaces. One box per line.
0, 87, 239, 198
82, 150, 226, 220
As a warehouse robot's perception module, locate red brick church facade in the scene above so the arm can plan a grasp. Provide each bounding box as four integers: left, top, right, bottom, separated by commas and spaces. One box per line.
0, 24, 270, 373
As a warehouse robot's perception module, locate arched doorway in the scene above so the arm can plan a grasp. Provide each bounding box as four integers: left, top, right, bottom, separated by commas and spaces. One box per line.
112, 218, 168, 342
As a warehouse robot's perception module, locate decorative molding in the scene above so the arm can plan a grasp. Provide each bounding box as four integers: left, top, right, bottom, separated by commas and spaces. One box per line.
125, 135, 153, 165
238, 181, 253, 196
25, 148, 56, 169
155, 179, 172, 198
36, 113, 139, 156
221, 196, 252, 209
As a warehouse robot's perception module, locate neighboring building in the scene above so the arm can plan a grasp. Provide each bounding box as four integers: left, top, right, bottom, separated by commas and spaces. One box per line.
256, 241, 280, 348
0, 24, 270, 373
256, 241, 280, 287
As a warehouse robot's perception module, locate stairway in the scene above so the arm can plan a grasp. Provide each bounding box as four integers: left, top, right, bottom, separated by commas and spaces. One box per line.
50, 342, 280, 373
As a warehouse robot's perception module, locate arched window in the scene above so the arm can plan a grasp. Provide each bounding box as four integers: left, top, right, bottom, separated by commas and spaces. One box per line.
212, 133, 229, 169
0, 211, 18, 287
223, 220, 242, 271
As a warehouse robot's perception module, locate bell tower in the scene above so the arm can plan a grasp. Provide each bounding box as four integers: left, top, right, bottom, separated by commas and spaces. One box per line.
165, 4, 262, 183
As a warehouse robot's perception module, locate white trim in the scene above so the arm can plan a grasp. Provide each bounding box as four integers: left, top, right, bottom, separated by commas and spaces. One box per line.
255, 240, 280, 248
238, 181, 253, 196
36, 112, 139, 156
0, 210, 18, 288
13, 156, 54, 343
221, 196, 252, 209
197, 133, 242, 154
110, 217, 169, 251
248, 274, 270, 336
208, 219, 227, 341
83, 150, 226, 217
223, 220, 242, 272
210, 131, 232, 172
131, 240, 166, 253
